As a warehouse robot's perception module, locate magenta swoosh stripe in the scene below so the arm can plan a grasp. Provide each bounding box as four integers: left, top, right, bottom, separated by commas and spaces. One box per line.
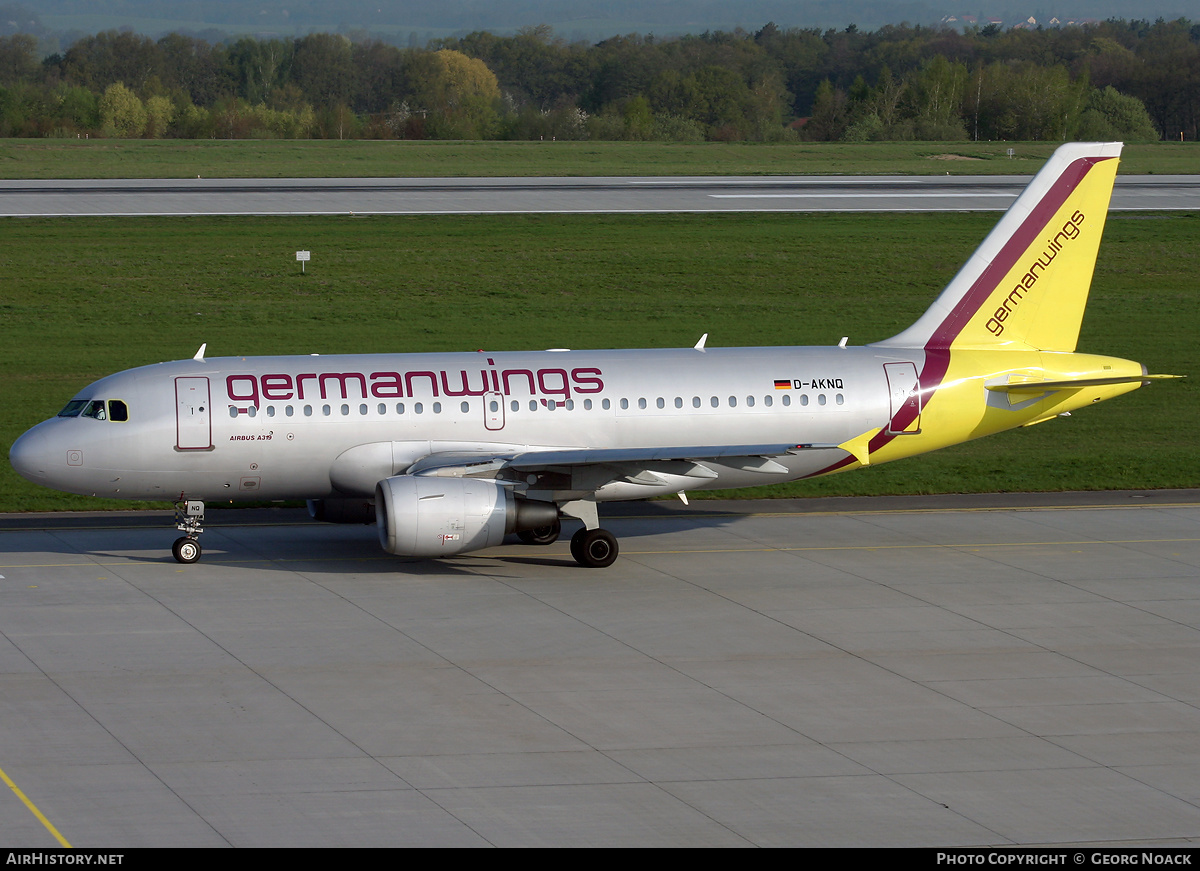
926, 155, 1111, 350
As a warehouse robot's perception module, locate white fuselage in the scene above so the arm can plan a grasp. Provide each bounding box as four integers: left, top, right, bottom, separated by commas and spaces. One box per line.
12, 346, 921, 504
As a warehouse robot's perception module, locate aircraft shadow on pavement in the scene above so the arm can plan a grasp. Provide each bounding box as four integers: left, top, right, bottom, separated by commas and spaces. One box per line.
57, 501, 749, 575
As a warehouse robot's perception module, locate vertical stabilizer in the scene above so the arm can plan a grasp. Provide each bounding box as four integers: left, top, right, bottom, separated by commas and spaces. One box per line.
874, 142, 1122, 352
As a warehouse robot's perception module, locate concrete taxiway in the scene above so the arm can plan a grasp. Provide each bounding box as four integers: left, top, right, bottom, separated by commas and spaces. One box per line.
1, 491, 1198, 847
0, 175, 1197, 216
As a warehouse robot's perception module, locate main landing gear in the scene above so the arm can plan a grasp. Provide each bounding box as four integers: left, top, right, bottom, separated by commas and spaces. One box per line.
570, 527, 619, 568
518, 499, 619, 568
553, 499, 619, 568
172, 500, 205, 564
515, 504, 620, 568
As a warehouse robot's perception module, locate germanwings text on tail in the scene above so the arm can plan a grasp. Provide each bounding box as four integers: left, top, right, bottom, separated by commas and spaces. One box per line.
9, 142, 1178, 568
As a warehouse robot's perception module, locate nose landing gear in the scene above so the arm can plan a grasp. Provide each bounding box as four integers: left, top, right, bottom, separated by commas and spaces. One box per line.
172, 500, 205, 564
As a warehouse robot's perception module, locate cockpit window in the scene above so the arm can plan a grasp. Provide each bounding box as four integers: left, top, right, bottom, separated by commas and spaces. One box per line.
81, 400, 107, 420
58, 399, 127, 421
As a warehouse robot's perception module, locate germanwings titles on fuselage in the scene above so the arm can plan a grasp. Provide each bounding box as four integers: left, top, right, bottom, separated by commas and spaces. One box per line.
224, 359, 606, 408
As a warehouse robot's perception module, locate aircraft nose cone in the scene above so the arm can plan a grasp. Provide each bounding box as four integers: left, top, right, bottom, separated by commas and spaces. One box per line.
9, 425, 51, 484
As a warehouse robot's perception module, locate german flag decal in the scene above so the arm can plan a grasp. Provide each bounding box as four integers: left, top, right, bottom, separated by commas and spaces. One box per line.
773, 379, 791, 390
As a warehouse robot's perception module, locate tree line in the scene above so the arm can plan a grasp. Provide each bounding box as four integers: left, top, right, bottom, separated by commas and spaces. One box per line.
0, 18, 1194, 142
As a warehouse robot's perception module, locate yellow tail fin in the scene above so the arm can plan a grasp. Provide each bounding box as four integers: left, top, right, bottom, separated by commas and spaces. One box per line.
877, 142, 1122, 353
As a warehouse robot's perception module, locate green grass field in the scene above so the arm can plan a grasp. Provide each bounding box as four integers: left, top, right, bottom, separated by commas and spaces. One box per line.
0, 139, 1197, 179
3, 209, 1196, 511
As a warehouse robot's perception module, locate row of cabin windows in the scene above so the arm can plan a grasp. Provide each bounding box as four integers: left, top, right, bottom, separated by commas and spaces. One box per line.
59, 393, 851, 424
235, 393, 846, 419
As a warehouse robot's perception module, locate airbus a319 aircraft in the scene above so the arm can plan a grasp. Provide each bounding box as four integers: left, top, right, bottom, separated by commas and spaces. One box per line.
9, 142, 1176, 568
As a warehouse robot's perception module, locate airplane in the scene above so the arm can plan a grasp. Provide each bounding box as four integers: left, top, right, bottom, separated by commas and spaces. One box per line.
8, 141, 1179, 568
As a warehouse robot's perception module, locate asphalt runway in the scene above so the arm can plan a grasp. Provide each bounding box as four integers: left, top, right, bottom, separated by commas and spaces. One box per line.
1, 491, 1198, 847
1, 175, 1197, 216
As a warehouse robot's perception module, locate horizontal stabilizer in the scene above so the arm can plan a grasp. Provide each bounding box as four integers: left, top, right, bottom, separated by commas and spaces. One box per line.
987, 374, 1182, 394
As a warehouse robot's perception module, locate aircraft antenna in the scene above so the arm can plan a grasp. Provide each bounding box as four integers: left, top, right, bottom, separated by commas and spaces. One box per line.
193, 343, 207, 361
694, 333, 708, 351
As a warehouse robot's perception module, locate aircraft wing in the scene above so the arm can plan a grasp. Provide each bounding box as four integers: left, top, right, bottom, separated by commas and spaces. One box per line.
406, 442, 841, 480
506, 443, 836, 468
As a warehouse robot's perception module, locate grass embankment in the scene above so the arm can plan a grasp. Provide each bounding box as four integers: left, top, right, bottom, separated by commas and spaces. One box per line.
2, 210, 1196, 511
0, 139, 1196, 179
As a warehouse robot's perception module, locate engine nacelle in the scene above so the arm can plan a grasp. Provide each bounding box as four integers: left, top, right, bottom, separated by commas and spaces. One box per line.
375, 476, 558, 557
307, 498, 376, 524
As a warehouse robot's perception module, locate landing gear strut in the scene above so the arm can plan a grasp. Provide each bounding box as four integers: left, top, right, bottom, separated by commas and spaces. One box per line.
172, 500, 205, 564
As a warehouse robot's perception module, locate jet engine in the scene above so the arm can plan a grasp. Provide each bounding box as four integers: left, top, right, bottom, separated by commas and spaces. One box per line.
375, 476, 559, 557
